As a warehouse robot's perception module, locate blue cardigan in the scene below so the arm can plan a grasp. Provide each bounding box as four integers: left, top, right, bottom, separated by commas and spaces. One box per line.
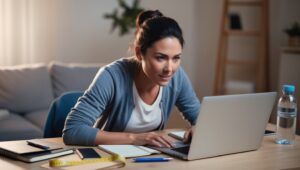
63, 58, 200, 146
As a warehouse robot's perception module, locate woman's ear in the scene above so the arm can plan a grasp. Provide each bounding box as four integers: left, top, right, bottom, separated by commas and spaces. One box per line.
135, 47, 142, 61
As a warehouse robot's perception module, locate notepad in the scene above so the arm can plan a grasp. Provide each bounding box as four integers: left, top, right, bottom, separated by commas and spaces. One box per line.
98, 145, 160, 158
168, 131, 185, 141
0, 139, 73, 162
0, 139, 62, 154
0, 147, 74, 163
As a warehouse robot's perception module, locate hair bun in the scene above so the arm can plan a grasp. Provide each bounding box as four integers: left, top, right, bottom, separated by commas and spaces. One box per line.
136, 10, 163, 28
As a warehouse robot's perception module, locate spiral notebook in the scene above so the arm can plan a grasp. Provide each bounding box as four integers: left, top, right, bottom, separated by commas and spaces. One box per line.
98, 145, 160, 158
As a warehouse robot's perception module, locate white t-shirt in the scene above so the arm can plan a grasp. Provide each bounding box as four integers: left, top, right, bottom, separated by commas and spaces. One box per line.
124, 83, 162, 133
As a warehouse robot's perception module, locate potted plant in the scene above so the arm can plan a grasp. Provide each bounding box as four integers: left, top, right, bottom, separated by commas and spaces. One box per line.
104, 0, 144, 36
283, 22, 300, 46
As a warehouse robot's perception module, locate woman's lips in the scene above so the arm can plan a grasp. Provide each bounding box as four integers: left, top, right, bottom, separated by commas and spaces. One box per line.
159, 74, 172, 81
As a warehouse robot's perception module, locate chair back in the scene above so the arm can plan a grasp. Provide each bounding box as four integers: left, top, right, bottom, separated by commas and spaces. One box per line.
43, 91, 83, 138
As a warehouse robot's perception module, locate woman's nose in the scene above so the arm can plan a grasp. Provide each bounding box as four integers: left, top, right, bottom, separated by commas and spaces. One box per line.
163, 61, 172, 72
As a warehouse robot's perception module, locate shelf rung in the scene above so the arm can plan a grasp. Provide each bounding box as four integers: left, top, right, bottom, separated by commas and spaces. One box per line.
229, 1, 262, 6
226, 59, 257, 65
225, 30, 260, 36
225, 80, 255, 94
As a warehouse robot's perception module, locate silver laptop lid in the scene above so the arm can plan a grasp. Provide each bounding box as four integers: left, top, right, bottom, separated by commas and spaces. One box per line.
188, 92, 277, 160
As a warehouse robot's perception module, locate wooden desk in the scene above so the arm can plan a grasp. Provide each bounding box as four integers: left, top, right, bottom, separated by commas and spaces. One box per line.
1, 132, 300, 170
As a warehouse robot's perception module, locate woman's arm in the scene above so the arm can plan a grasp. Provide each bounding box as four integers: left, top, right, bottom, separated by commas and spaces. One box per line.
175, 68, 201, 126
95, 130, 176, 148
63, 68, 114, 146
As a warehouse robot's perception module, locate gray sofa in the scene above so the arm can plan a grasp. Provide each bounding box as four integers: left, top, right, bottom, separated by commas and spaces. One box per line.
0, 62, 104, 141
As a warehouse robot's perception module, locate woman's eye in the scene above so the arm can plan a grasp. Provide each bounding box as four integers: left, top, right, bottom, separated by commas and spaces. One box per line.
156, 56, 165, 61
173, 56, 181, 62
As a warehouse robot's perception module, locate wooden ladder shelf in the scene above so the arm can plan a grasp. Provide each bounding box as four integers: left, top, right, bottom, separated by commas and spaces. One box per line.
214, 0, 269, 95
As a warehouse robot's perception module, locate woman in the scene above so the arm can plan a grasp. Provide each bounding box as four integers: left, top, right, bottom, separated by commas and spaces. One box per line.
63, 10, 200, 147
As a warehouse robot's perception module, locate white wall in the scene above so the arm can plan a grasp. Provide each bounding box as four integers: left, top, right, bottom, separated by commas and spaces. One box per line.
269, 0, 300, 92
268, 0, 300, 123
2, 0, 299, 127
30, 0, 133, 64
194, 0, 223, 97
28, 0, 207, 96
4, 0, 300, 96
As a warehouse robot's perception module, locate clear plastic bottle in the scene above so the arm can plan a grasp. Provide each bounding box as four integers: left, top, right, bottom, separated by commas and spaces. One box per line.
275, 85, 297, 145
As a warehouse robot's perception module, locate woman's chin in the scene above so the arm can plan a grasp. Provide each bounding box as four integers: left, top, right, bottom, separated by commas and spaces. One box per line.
157, 80, 170, 86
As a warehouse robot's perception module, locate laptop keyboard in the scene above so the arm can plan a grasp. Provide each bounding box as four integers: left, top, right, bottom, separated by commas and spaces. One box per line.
171, 146, 190, 155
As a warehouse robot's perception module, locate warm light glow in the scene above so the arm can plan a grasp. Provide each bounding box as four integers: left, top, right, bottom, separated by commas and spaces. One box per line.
0, 0, 32, 66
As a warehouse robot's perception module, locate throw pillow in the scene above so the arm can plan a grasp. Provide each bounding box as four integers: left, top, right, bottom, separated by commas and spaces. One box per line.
49, 62, 105, 98
0, 64, 54, 113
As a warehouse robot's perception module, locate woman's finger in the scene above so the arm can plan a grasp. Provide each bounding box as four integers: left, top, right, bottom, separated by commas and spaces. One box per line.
155, 136, 172, 147
161, 135, 176, 147
183, 130, 192, 143
151, 139, 163, 147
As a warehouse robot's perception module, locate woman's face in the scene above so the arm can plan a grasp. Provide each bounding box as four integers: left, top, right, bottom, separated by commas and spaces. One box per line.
138, 37, 182, 86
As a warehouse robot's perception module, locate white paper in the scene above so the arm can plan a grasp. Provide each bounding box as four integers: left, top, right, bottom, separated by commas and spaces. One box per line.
98, 145, 159, 158
169, 131, 185, 140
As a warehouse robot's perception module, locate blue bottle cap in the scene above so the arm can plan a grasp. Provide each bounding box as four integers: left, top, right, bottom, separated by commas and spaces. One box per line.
283, 85, 295, 93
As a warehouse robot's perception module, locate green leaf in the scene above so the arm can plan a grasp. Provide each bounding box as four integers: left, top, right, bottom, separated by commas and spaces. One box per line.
104, 0, 144, 36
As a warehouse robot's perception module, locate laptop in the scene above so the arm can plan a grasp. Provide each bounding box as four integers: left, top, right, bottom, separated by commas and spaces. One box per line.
152, 92, 277, 160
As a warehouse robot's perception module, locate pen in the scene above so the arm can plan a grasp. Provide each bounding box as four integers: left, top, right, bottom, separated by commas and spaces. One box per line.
27, 140, 50, 150
133, 157, 173, 162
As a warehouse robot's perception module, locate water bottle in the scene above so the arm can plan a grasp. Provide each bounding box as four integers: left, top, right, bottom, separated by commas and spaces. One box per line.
275, 85, 297, 145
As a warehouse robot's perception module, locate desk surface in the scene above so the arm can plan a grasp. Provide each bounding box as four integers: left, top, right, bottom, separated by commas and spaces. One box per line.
1, 128, 300, 170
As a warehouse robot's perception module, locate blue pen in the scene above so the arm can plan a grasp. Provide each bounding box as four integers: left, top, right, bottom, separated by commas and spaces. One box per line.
133, 157, 173, 162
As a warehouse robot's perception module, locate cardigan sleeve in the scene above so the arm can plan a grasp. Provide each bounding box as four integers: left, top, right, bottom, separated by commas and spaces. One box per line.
63, 67, 115, 146
175, 68, 201, 125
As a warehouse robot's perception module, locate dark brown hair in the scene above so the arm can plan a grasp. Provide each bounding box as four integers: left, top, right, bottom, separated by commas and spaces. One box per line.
133, 10, 184, 55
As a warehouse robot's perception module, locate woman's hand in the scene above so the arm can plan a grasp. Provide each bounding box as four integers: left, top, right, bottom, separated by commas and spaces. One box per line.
183, 126, 195, 143
132, 132, 176, 148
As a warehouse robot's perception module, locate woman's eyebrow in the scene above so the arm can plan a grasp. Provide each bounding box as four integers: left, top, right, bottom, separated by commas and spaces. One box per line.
155, 52, 182, 57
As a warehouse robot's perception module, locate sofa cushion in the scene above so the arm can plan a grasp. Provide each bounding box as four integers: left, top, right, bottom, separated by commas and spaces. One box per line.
0, 113, 43, 141
0, 64, 54, 113
49, 62, 104, 98
23, 109, 49, 129
0, 109, 10, 120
